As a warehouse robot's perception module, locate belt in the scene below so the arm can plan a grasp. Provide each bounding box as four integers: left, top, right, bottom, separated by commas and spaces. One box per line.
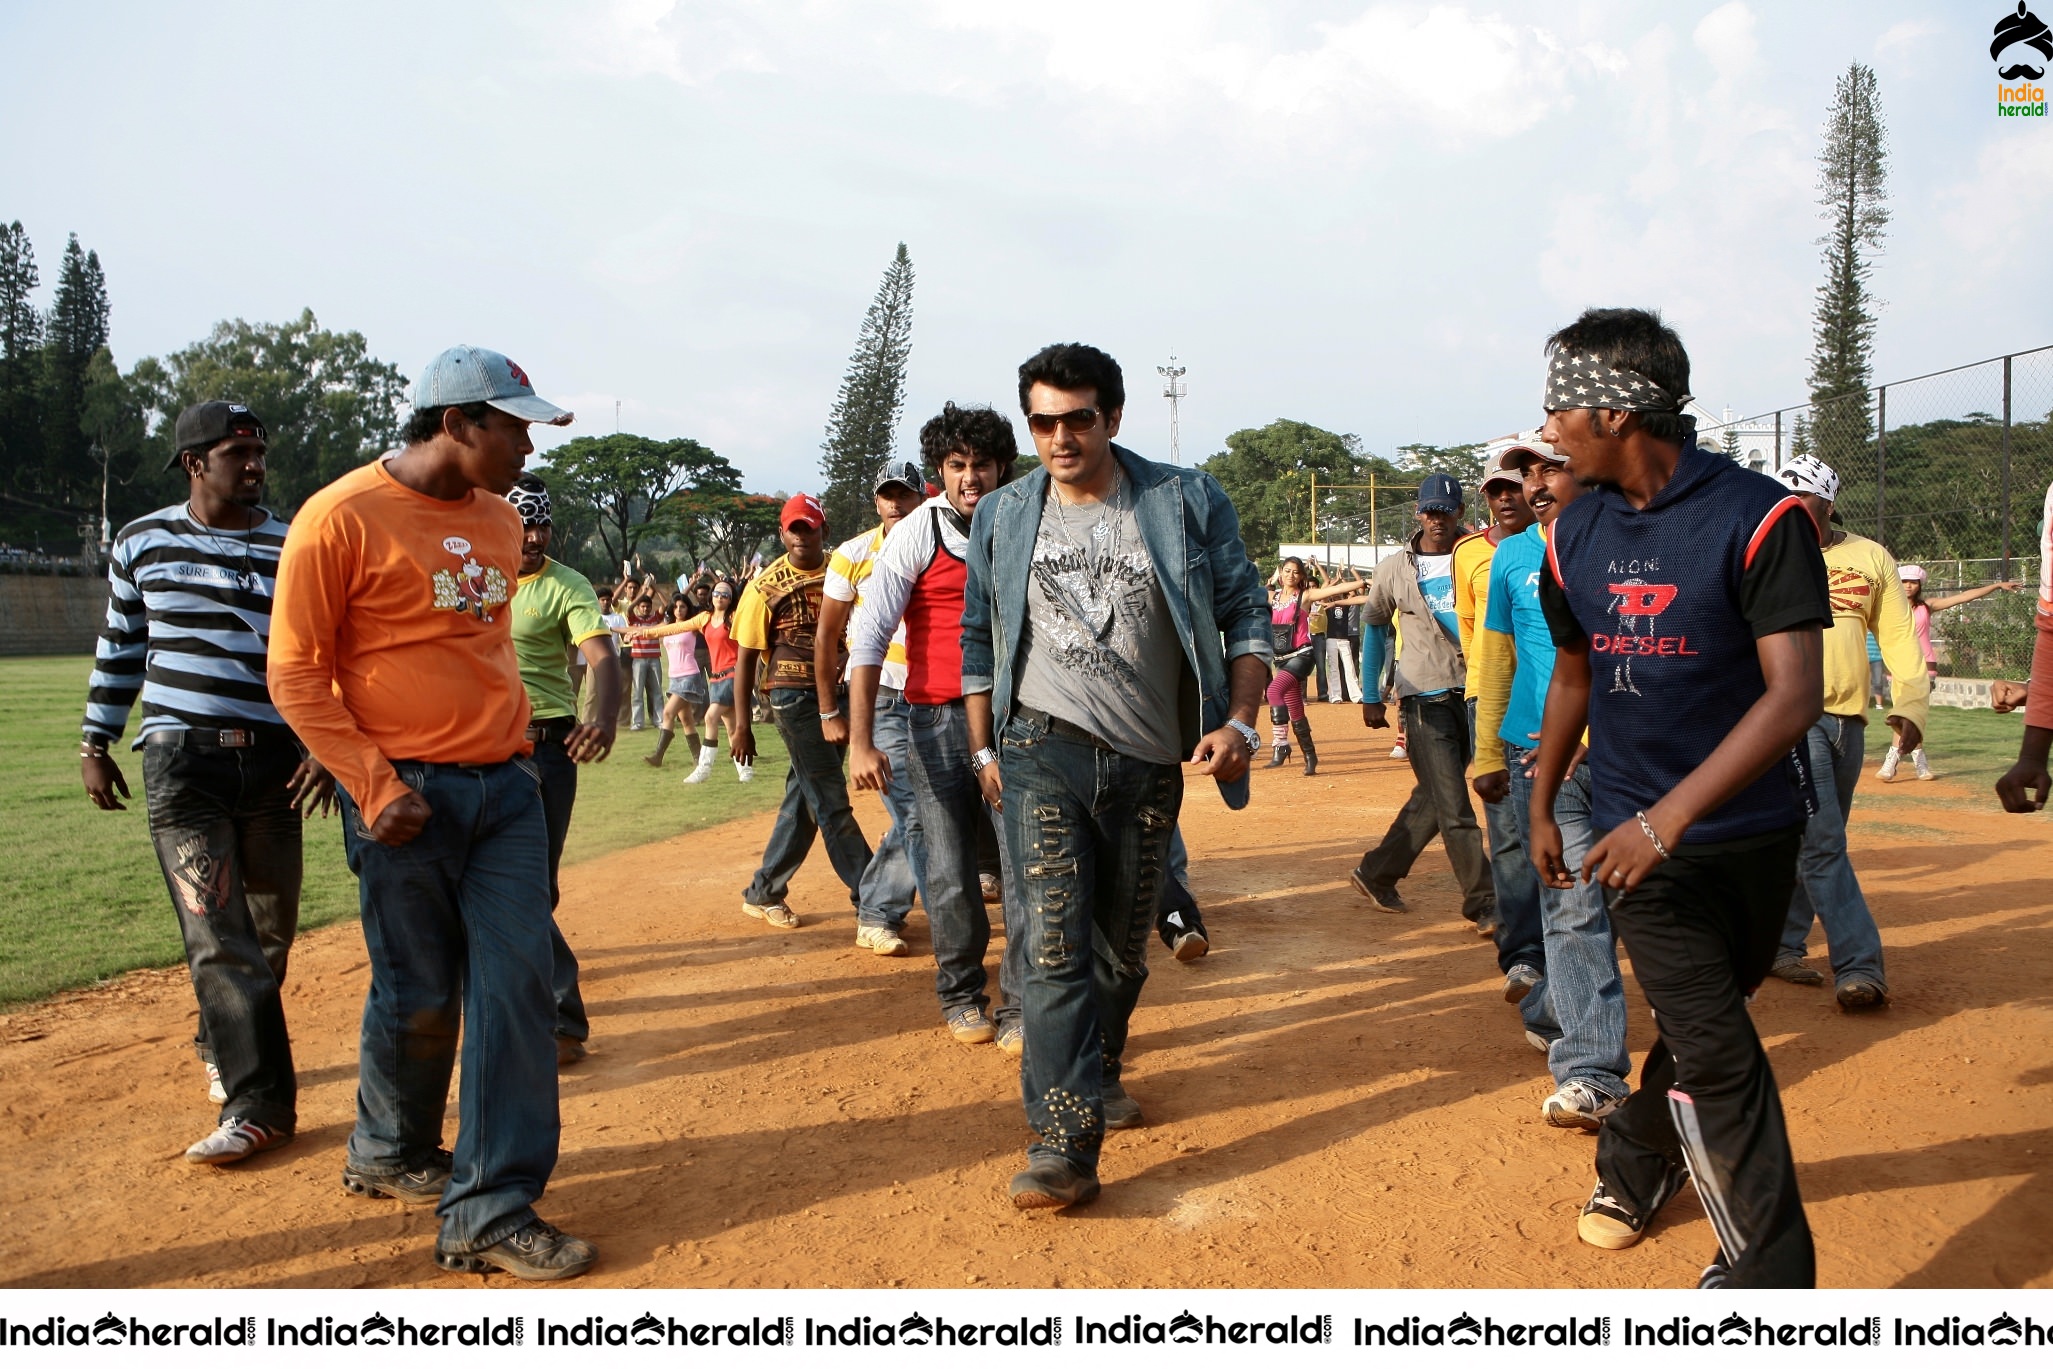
1013, 704, 1116, 752
145, 726, 295, 750
877, 685, 903, 703
525, 716, 579, 745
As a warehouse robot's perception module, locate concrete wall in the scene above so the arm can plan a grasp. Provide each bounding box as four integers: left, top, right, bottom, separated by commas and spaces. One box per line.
0, 574, 105, 656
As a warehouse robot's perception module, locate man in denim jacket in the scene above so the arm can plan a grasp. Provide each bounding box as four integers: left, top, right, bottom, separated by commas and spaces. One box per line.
962, 342, 1270, 1210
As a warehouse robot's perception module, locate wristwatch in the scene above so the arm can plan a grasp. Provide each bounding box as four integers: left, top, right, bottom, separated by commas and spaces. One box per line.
1225, 718, 1260, 753
970, 747, 998, 774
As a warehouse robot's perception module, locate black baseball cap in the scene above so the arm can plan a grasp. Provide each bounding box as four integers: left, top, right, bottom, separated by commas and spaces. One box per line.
168, 401, 268, 469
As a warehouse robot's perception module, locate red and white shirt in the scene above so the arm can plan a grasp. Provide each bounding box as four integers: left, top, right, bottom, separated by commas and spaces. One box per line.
848, 495, 972, 705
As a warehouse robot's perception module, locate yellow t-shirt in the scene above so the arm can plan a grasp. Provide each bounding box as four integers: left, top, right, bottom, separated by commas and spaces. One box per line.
1451, 530, 1499, 701
1822, 531, 1928, 732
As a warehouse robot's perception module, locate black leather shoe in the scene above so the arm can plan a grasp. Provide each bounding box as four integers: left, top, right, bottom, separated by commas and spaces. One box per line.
1009, 1157, 1101, 1210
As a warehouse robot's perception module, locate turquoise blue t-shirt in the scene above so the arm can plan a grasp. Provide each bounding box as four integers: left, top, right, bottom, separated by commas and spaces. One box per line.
1865, 631, 1882, 664
1482, 524, 1555, 753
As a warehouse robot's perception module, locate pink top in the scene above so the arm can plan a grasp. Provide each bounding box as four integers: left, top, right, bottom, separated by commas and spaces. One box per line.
1910, 602, 1933, 665
663, 630, 701, 678
1272, 596, 1311, 649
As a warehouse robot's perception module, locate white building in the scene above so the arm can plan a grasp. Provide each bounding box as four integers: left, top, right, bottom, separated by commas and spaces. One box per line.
1692, 402, 1783, 473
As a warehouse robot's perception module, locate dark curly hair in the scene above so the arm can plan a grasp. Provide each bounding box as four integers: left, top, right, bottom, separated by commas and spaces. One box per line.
919, 402, 1020, 479
400, 401, 495, 447
1017, 342, 1125, 417
1543, 308, 1696, 446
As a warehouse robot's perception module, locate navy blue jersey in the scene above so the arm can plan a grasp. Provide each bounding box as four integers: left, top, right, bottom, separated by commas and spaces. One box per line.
1541, 444, 1830, 842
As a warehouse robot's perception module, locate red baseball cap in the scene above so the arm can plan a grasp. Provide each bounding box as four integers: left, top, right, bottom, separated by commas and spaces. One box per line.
780, 493, 825, 530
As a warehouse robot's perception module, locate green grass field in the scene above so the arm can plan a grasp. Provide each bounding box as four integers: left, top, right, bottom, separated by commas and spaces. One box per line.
0, 656, 790, 1007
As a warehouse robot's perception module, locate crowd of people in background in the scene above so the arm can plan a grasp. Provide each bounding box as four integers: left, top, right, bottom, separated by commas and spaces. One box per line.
73, 316, 2052, 1289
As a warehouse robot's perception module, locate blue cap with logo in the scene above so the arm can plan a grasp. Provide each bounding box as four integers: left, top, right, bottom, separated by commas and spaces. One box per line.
412, 345, 574, 427
1417, 472, 1464, 513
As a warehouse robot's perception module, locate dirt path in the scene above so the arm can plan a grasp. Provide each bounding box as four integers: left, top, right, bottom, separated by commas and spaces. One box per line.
3, 703, 2049, 1289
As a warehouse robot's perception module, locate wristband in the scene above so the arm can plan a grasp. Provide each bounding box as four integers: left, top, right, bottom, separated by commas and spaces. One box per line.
818, 708, 842, 721
1634, 810, 1670, 861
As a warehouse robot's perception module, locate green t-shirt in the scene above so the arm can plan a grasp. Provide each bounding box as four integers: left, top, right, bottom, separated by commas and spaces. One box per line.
511, 558, 608, 720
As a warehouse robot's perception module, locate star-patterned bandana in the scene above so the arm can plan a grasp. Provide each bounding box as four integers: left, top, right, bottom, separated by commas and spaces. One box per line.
1544, 348, 1692, 414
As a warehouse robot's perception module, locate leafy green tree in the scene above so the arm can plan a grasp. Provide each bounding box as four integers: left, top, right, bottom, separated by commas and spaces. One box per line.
126, 309, 408, 513
1201, 419, 1404, 557
539, 433, 740, 573
0, 221, 42, 514
819, 242, 914, 535
1394, 442, 1489, 504
1808, 63, 1888, 470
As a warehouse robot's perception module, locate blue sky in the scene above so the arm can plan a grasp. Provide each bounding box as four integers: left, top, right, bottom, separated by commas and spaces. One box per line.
2, 1, 2045, 493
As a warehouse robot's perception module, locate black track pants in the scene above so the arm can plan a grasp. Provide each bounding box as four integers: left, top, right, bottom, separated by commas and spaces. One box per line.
1597, 824, 1816, 1288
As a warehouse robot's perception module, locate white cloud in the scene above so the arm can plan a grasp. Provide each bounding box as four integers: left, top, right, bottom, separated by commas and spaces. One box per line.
1692, 2, 1759, 83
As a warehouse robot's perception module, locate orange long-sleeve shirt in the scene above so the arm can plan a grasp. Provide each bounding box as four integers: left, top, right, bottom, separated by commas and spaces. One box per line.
269, 456, 532, 827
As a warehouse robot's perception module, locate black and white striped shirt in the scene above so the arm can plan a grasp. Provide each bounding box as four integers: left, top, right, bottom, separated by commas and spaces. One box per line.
83, 504, 292, 746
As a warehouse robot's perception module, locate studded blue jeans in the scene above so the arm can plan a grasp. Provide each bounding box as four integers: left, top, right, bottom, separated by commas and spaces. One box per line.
999, 712, 1181, 1176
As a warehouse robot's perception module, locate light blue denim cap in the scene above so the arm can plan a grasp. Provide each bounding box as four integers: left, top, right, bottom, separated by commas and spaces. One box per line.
411, 345, 574, 426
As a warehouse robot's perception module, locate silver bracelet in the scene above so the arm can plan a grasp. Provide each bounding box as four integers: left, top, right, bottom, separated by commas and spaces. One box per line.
817, 708, 841, 721
1634, 810, 1670, 861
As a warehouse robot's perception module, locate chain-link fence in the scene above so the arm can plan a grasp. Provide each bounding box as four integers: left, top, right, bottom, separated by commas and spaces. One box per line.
1701, 346, 2050, 679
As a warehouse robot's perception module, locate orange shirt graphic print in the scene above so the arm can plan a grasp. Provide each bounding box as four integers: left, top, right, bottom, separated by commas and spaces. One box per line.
430, 535, 511, 623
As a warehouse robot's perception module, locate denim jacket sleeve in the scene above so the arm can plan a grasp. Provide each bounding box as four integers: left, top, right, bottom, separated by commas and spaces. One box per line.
959, 490, 998, 698
1199, 472, 1273, 664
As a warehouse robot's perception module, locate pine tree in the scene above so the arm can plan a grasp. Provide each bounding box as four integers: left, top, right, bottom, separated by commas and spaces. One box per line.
0, 221, 43, 500
1807, 63, 1888, 471
818, 243, 914, 537
41, 234, 111, 501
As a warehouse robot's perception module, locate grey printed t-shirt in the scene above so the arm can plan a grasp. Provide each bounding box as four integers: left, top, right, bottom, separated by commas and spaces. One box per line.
1014, 473, 1184, 765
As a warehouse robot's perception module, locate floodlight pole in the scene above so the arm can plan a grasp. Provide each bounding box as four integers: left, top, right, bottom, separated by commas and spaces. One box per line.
1157, 355, 1187, 464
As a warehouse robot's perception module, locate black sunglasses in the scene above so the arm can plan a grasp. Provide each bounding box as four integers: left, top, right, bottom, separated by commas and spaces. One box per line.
1025, 407, 1100, 437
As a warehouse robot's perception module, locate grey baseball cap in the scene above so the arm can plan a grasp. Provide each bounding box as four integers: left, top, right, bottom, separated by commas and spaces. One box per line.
411, 345, 573, 426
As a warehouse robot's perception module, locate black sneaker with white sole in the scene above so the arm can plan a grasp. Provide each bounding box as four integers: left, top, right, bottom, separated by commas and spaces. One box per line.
1577, 1163, 1686, 1250
1157, 877, 1210, 962
435, 1218, 596, 1280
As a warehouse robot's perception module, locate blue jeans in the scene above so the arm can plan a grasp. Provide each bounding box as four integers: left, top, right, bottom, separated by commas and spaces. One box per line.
743, 687, 872, 906
1778, 714, 1887, 988
530, 731, 590, 1042
143, 732, 302, 1134
1473, 701, 1544, 979
1000, 713, 1181, 1175
1505, 743, 1630, 1098
338, 758, 558, 1253
908, 700, 1020, 1028
858, 688, 924, 930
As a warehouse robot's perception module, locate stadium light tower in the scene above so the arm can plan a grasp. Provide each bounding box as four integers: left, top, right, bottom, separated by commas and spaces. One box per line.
1157, 354, 1187, 464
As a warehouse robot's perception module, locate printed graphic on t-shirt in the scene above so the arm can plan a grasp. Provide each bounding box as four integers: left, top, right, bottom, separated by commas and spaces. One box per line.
1029, 538, 1157, 695
1827, 564, 1875, 619
430, 535, 510, 623
1416, 552, 1457, 639
1599, 574, 1685, 696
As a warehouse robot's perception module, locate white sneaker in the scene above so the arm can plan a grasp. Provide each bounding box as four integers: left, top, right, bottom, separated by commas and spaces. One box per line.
1878, 745, 1901, 781
855, 924, 909, 956
1912, 747, 1934, 781
735, 761, 754, 783
682, 757, 714, 785
205, 1060, 226, 1105
1543, 1080, 1625, 1131
743, 898, 799, 929
185, 1117, 290, 1165
1390, 744, 1408, 760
